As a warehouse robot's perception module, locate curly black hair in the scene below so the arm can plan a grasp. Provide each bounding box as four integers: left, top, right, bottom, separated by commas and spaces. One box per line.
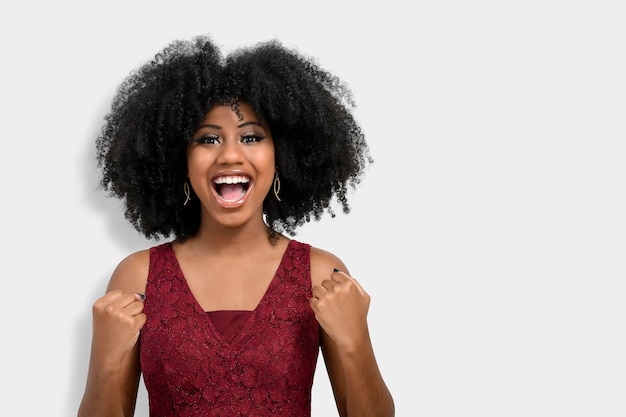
96, 35, 373, 241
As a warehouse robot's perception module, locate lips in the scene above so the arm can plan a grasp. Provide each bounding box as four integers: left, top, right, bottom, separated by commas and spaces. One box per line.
212, 175, 251, 203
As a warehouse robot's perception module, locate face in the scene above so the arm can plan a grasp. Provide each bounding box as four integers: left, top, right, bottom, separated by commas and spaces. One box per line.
187, 101, 275, 229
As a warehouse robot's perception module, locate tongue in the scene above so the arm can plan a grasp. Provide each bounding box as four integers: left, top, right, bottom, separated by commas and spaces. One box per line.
220, 184, 244, 201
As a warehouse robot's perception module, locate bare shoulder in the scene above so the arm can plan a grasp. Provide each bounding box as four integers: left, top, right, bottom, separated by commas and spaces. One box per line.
309, 246, 350, 287
106, 249, 151, 294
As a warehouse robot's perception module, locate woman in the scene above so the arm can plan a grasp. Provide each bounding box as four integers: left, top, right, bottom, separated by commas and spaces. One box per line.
78, 34, 394, 417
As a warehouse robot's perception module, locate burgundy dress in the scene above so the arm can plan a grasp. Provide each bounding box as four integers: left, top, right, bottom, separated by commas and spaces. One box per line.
140, 240, 320, 416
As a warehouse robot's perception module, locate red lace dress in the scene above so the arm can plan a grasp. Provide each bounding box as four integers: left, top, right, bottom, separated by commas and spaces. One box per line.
140, 240, 320, 417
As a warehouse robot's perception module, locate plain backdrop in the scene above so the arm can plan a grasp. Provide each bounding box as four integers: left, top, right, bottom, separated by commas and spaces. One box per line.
1, 1, 624, 416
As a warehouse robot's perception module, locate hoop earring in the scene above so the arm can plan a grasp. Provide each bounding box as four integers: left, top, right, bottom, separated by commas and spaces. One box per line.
273, 173, 281, 202
183, 181, 192, 206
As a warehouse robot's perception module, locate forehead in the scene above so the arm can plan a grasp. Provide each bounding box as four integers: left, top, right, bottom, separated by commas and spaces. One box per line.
201, 101, 260, 125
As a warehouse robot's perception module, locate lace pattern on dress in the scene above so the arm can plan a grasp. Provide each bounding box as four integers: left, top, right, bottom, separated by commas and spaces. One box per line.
140, 240, 320, 417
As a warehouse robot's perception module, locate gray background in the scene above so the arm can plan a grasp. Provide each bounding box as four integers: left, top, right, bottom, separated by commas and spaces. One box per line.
1, 0, 624, 416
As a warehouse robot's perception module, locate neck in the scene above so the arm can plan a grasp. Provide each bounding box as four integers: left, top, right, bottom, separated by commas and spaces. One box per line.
185, 221, 277, 253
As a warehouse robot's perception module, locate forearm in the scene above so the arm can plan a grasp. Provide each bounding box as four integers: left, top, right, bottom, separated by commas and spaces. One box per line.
79, 288, 145, 417
78, 346, 139, 417
339, 338, 395, 417
78, 358, 130, 417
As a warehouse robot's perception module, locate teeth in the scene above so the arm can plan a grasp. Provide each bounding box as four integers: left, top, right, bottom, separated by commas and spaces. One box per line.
214, 176, 250, 185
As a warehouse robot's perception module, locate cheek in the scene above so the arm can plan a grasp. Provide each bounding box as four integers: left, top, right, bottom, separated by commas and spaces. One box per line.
257, 149, 275, 169
252, 141, 275, 168
248, 146, 275, 190
185, 151, 213, 195
186, 148, 211, 174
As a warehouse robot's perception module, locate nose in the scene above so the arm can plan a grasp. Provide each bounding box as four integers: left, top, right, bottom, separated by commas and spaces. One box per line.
216, 138, 245, 165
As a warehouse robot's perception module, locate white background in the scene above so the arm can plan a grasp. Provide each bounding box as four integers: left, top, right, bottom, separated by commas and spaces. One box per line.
1, 1, 624, 416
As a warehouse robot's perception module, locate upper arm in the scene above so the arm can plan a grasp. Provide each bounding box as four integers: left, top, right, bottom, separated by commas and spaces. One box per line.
107, 249, 151, 415
309, 246, 349, 288
309, 246, 349, 416
106, 249, 150, 294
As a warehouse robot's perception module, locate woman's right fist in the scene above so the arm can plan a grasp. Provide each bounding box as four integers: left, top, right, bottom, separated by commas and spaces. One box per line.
90, 290, 146, 366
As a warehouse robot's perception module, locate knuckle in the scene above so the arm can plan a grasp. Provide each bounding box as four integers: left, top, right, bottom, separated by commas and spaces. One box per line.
104, 304, 117, 315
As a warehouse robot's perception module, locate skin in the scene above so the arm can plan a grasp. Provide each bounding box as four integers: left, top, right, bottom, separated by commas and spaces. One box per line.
78, 101, 395, 417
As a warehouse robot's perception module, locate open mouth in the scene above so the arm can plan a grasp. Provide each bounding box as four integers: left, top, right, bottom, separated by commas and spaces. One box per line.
213, 175, 251, 202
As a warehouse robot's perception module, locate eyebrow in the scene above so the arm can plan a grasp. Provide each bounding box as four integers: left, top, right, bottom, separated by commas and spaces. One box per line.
195, 121, 263, 130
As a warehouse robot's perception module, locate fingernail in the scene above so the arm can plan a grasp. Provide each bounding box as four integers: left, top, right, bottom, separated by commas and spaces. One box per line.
333, 268, 340, 273
137, 293, 146, 301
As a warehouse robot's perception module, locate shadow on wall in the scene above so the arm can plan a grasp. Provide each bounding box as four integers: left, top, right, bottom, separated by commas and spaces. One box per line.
65, 104, 152, 416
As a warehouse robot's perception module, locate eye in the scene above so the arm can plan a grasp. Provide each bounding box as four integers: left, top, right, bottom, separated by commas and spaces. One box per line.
241, 134, 265, 144
196, 135, 221, 145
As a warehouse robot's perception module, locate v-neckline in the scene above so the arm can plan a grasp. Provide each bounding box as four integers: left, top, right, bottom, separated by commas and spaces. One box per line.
166, 239, 294, 345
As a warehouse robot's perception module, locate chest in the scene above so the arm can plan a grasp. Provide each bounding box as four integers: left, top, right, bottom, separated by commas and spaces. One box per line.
182, 261, 279, 311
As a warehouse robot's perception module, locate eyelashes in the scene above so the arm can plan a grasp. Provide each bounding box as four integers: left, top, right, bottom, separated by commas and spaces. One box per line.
194, 134, 266, 145
241, 134, 266, 144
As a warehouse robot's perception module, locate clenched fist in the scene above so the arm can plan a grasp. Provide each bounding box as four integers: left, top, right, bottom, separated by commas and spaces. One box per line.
310, 269, 371, 351
90, 290, 146, 367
